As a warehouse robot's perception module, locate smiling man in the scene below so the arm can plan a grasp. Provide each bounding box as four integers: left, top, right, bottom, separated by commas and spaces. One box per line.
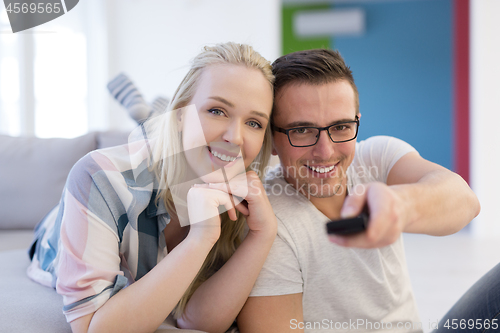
236, 49, 481, 332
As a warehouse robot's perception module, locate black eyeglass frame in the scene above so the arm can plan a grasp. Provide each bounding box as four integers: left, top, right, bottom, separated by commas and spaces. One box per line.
272, 115, 360, 148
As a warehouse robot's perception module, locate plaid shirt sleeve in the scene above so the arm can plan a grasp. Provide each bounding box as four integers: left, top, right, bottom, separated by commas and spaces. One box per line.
28, 138, 168, 323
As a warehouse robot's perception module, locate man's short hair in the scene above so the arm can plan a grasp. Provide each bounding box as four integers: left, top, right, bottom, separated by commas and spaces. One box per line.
272, 49, 359, 114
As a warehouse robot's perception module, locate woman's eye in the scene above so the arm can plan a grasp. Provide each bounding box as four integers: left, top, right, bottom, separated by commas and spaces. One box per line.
209, 108, 225, 116
247, 120, 262, 129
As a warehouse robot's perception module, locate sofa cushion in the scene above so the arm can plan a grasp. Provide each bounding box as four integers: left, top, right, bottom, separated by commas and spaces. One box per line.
0, 249, 71, 332
0, 249, 208, 332
0, 229, 34, 252
0, 133, 98, 230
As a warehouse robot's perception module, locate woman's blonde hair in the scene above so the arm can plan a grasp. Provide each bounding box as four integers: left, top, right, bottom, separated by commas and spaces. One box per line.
149, 42, 274, 318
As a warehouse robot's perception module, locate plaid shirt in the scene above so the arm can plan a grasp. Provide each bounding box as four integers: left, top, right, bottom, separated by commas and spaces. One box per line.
27, 132, 170, 323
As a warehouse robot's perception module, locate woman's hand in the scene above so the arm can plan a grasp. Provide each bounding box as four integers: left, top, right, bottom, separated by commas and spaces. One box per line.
186, 186, 238, 245
203, 171, 277, 239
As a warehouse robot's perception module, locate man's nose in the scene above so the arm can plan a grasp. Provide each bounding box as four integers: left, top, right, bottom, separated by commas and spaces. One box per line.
311, 130, 334, 159
222, 121, 243, 146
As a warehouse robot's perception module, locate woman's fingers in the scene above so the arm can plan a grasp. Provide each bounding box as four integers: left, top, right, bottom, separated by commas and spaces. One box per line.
234, 200, 250, 216
202, 172, 262, 199
214, 191, 238, 221
189, 185, 240, 221
193, 183, 210, 188
191, 171, 263, 220
226, 205, 237, 221
205, 181, 249, 199
192, 184, 248, 218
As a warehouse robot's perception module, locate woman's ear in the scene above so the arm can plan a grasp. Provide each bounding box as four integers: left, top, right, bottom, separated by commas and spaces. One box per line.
176, 109, 183, 132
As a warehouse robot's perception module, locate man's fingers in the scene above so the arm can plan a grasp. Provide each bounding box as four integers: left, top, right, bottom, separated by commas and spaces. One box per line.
363, 184, 393, 243
341, 191, 367, 218
331, 183, 404, 249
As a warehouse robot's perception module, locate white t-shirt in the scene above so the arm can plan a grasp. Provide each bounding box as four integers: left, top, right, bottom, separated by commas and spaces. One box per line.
250, 136, 423, 333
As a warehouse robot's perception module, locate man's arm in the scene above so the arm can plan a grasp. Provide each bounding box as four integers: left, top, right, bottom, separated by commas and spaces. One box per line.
387, 151, 480, 235
238, 294, 304, 333
329, 152, 480, 248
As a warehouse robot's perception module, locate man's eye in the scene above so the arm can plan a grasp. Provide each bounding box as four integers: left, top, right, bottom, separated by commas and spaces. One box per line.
209, 108, 225, 116
247, 120, 262, 129
291, 128, 309, 135
332, 125, 348, 131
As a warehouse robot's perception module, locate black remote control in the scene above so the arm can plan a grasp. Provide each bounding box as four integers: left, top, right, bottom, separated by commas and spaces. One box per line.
326, 212, 369, 235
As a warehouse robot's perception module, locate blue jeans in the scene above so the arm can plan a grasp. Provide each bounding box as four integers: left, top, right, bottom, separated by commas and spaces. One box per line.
433, 263, 500, 333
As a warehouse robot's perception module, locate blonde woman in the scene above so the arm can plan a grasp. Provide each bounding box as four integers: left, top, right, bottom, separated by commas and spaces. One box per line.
28, 42, 277, 333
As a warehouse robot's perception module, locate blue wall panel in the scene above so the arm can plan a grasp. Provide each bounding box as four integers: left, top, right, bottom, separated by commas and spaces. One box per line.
333, 0, 452, 169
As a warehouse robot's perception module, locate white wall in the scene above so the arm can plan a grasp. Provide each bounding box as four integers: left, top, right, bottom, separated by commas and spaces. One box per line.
470, 0, 500, 238
100, 0, 281, 131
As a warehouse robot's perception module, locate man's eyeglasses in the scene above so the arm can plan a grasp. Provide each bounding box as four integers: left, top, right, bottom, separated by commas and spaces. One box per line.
272, 116, 359, 148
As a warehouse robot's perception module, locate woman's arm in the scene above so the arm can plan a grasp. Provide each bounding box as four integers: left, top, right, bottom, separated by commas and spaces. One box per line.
70, 230, 216, 333
68, 184, 241, 333
66, 163, 244, 333
56, 154, 223, 333
178, 171, 278, 333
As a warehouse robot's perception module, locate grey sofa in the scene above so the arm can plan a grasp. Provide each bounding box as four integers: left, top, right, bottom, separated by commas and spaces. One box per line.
0, 132, 205, 333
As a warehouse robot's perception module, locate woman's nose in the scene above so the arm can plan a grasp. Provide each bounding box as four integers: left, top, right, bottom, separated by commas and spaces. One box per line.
222, 121, 244, 146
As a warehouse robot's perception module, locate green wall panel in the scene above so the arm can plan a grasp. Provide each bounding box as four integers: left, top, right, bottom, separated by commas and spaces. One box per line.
282, 4, 332, 55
